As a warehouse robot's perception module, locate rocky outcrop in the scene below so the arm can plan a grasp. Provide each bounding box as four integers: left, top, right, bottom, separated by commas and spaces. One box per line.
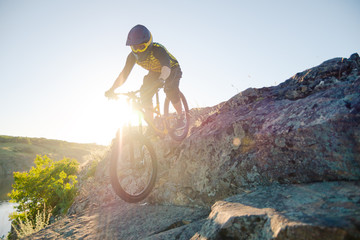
152, 53, 360, 206
26, 53, 360, 239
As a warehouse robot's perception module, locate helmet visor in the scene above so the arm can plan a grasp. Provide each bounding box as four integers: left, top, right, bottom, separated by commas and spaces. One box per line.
131, 43, 148, 52
131, 34, 152, 53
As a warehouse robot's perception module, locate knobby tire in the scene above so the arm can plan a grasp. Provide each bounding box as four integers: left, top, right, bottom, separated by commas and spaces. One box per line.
164, 91, 190, 141
110, 131, 157, 203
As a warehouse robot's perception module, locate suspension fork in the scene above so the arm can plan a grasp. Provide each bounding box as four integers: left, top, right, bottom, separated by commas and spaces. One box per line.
155, 92, 161, 114
128, 98, 143, 135
138, 115, 143, 134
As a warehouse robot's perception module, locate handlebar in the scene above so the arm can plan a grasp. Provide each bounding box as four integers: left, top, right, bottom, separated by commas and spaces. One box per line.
114, 80, 164, 100
107, 79, 164, 100
115, 90, 141, 100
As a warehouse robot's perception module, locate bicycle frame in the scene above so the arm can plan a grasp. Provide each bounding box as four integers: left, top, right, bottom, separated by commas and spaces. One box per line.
120, 89, 172, 136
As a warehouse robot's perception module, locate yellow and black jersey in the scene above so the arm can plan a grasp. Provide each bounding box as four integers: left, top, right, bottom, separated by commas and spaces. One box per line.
121, 43, 180, 79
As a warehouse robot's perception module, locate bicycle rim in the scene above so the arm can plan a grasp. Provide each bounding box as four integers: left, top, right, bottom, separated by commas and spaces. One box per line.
164, 91, 190, 141
110, 132, 157, 203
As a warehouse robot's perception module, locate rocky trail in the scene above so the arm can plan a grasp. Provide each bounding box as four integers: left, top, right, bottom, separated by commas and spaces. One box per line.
25, 181, 360, 239
25, 53, 360, 239
24, 200, 209, 240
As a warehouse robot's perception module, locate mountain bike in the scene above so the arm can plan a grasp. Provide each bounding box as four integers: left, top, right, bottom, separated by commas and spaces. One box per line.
109, 87, 190, 203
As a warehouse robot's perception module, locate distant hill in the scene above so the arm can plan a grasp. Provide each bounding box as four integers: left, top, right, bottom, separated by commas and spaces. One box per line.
0, 135, 107, 176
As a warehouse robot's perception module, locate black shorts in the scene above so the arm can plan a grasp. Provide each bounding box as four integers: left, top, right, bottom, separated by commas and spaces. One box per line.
140, 67, 182, 106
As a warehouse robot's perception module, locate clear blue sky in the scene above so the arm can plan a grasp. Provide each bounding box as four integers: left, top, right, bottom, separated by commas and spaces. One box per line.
0, 0, 359, 145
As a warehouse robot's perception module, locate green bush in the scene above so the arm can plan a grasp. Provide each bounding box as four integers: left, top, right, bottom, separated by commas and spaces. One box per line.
8, 155, 79, 223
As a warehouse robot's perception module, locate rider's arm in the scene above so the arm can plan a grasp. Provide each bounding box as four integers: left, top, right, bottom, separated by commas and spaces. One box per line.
159, 66, 171, 80
153, 47, 171, 80
109, 53, 136, 91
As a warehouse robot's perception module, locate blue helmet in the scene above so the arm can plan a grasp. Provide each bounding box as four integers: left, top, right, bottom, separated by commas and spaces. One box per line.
126, 24, 152, 46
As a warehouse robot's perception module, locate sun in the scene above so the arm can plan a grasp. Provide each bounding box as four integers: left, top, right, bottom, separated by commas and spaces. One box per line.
113, 97, 143, 127
64, 93, 148, 146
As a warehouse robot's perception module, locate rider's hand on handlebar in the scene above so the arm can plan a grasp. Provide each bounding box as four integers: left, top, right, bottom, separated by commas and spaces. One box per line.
105, 89, 118, 99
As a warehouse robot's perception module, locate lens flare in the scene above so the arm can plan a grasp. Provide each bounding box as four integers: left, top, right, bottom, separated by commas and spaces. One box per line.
233, 137, 241, 147
116, 98, 142, 127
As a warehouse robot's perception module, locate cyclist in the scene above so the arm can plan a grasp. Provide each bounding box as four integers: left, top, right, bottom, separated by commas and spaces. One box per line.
105, 24, 184, 130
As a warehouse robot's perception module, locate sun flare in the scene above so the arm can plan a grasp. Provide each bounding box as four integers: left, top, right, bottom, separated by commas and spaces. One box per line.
115, 97, 143, 127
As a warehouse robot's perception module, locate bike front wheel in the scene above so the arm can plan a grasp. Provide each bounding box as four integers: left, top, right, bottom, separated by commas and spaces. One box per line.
164, 91, 190, 141
110, 131, 157, 203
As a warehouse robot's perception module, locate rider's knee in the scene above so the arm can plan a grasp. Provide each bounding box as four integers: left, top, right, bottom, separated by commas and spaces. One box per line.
165, 88, 180, 104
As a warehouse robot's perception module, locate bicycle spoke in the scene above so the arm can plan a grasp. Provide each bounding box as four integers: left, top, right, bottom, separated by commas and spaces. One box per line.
110, 131, 157, 203
116, 138, 154, 196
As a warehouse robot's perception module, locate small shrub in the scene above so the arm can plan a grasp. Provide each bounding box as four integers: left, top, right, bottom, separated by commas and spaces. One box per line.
9, 155, 79, 223
12, 204, 52, 239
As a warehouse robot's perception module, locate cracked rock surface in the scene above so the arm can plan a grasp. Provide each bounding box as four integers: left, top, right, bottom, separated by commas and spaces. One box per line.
193, 181, 360, 240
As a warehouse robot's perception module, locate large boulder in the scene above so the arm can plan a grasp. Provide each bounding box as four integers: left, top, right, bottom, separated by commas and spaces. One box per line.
151, 53, 360, 206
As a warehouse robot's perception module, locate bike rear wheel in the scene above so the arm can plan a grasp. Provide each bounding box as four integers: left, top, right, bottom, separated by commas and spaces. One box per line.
110, 131, 157, 203
164, 91, 190, 141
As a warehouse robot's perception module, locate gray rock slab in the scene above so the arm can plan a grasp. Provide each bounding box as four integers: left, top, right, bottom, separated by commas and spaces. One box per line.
192, 181, 360, 240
